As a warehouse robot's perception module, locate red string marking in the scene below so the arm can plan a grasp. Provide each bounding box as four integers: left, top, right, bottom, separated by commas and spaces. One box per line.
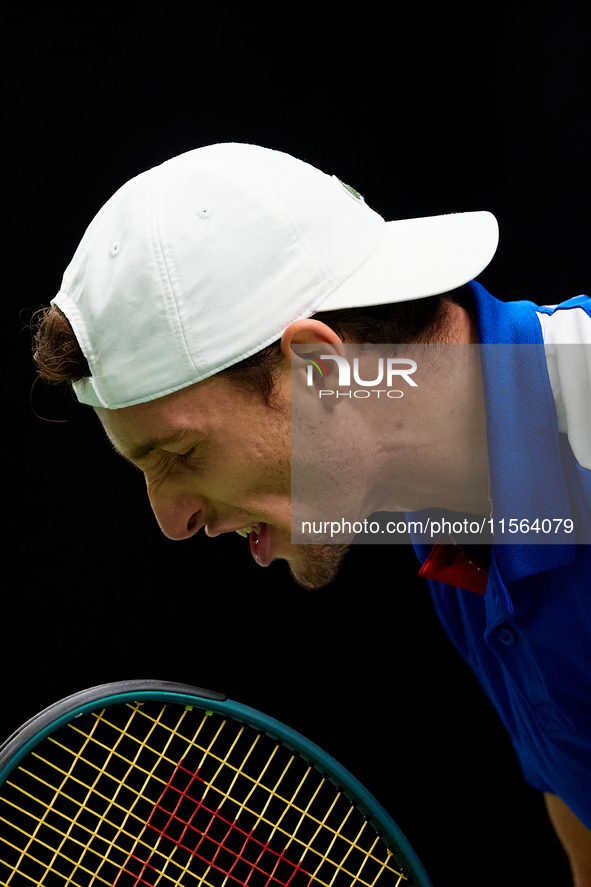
114, 763, 313, 887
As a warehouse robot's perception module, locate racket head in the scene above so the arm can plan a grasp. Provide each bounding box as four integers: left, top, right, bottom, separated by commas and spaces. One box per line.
0, 679, 433, 887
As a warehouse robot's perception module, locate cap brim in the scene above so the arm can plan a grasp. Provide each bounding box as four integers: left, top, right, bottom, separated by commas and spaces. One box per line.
318, 210, 499, 310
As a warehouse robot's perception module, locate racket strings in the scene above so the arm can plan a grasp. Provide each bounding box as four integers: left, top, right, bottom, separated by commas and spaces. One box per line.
1, 704, 212, 886
0, 702, 407, 887
1, 703, 185, 886
88, 706, 397, 877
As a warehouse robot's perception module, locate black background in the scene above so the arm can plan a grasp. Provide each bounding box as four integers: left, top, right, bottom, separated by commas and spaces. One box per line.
7, 7, 589, 885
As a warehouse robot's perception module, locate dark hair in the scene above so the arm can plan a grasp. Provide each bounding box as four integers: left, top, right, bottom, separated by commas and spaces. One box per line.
32, 306, 91, 384
32, 292, 464, 406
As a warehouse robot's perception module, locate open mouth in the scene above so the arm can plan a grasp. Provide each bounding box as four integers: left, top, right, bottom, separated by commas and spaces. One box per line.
235, 523, 273, 567
234, 524, 260, 538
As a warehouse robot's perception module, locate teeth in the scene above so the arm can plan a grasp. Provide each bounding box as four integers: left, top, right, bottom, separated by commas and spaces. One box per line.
235, 525, 260, 538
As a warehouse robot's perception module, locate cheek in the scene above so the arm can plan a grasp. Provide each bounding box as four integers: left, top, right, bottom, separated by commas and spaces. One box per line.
223, 442, 291, 498
205, 409, 292, 492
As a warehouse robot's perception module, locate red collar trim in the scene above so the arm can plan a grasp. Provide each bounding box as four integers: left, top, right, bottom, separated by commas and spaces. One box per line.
418, 541, 489, 594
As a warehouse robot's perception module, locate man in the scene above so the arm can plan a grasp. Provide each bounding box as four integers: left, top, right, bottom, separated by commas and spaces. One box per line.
32, 143, 590, 882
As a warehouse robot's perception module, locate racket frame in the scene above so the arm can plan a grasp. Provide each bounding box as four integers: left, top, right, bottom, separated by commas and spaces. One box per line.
0, 679, 433, 887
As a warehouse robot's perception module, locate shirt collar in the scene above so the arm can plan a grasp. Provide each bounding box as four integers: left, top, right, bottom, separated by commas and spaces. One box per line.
412, 283, 577, 585
469, 282, 575, 583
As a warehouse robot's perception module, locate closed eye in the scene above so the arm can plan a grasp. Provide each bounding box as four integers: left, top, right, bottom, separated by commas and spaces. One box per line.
179, 447, 195, 463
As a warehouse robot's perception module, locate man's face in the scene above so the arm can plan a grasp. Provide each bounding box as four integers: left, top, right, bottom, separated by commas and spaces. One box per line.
95, 369, 348, 590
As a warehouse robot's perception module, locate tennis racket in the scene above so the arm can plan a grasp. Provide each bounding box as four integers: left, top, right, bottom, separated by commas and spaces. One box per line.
0, 680, 433, 886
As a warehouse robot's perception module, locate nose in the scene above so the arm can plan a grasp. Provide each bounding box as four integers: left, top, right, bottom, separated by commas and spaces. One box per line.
147, 480, 206, 541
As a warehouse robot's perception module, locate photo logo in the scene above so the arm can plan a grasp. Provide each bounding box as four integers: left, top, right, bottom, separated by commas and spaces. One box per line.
304, 354, 418, 397
301, 353, 418, 388
300, 352, 328, 378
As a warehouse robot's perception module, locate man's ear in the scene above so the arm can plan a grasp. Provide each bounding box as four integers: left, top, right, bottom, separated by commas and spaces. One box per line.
280, 319, 344, 356
281, 319, 347, 394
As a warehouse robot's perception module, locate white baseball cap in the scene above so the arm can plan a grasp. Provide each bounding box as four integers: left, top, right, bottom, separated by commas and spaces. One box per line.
52, 142, 499, 409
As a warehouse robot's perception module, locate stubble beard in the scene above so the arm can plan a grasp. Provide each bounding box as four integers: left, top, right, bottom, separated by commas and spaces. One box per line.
287, 543, 350, 590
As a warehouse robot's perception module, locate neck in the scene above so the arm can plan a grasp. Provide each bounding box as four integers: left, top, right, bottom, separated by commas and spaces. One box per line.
368, 301, 491, 515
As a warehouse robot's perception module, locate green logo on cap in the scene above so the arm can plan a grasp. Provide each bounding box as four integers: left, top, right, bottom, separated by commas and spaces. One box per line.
338, 179, 363, 201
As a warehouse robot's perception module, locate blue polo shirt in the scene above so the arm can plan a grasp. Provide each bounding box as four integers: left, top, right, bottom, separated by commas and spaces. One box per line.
411, 283, 591, 827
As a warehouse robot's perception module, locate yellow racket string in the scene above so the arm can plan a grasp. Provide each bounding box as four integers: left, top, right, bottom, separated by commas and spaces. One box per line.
102, 704, 398, 871
113, 703, 216, 885
3, 702, 117, 885
86, 706, 400, 877
0, 702, 407, 886
1, 720, 402, 887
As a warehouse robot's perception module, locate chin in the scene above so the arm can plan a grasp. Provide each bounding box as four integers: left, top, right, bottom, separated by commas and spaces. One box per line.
285, 544, 350, 591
